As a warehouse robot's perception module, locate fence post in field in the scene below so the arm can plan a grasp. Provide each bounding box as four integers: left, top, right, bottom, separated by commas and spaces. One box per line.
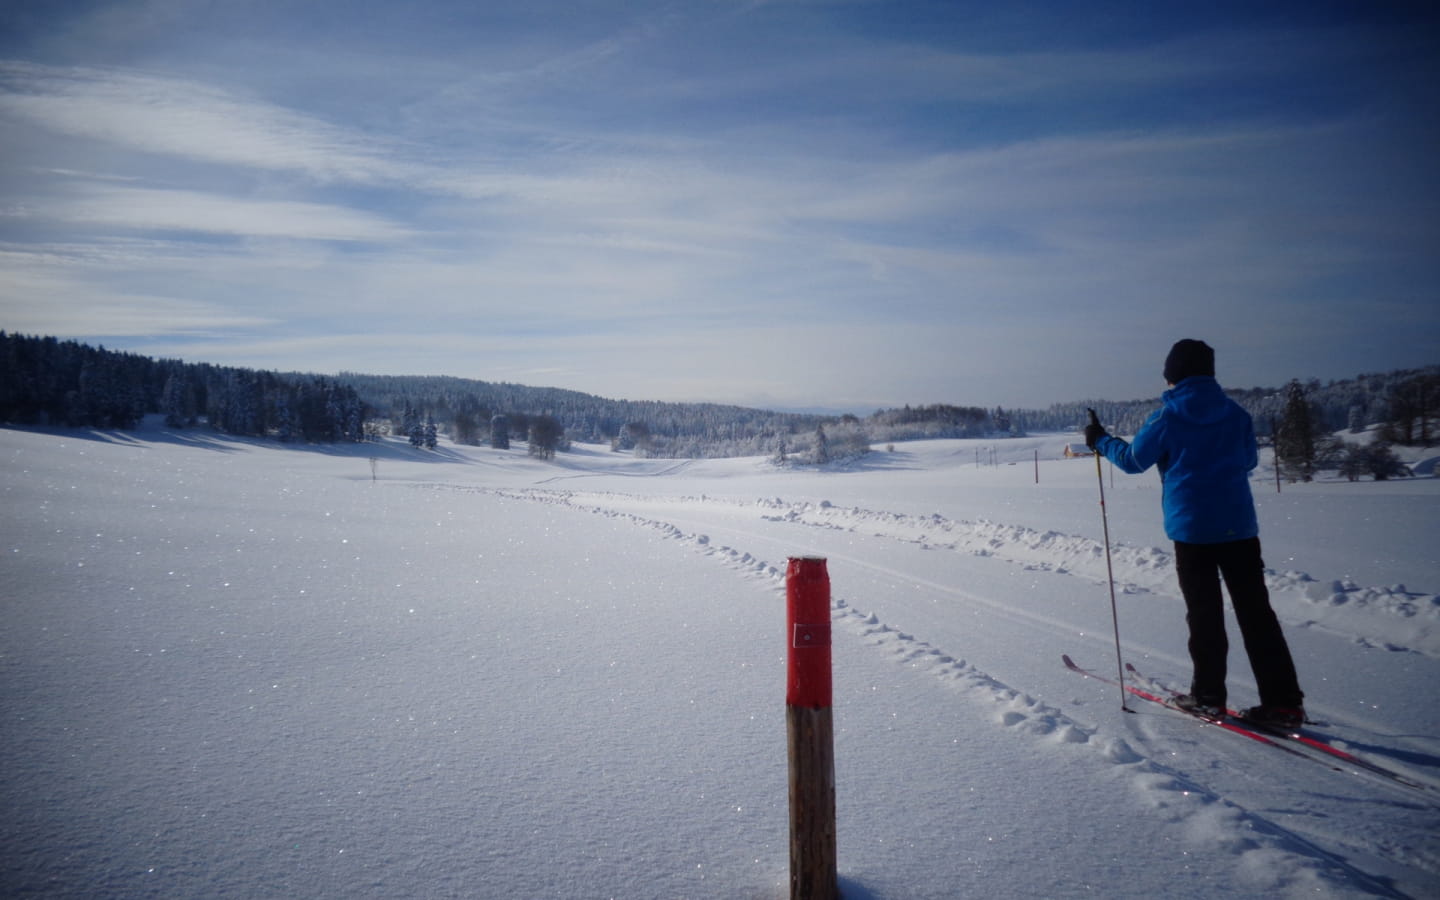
786, 556, 836, 900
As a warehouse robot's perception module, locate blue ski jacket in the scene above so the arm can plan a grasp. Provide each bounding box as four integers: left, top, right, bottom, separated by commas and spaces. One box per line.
1094, 376, 1259, 544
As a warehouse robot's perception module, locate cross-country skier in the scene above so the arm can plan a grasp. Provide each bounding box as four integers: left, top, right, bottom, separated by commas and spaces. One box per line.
1085, 339, 1305, 729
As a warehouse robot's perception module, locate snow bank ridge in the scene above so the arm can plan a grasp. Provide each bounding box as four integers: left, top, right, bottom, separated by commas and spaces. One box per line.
424, 484, 1440, 659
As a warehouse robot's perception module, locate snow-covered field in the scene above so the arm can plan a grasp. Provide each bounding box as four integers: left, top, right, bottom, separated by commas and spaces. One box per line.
2, 422, 1437, 899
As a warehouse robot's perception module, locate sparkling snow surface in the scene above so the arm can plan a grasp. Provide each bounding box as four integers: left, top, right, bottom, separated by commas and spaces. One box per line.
2, 424, 1437, 898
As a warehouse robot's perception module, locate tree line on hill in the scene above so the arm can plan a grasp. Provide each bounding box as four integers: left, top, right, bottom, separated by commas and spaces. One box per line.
1052, 371, 1437, 481
1023, 371, 1438, 443
0, 333, 366, 442
1270, 378, 1427, 482
1, 332, 1434, 472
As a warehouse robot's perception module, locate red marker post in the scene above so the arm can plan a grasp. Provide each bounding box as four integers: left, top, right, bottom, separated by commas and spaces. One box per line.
786, 556, 836, 900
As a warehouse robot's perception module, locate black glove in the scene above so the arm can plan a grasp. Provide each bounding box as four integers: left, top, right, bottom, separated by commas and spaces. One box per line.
1084, 408, 1107, 450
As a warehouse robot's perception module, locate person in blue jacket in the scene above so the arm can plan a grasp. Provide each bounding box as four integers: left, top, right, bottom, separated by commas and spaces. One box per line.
1085, 339, 1305, 729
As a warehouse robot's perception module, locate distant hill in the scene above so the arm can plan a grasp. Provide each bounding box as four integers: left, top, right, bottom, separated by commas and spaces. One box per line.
1029, 366, 1440, 443
2, 331, 1434, 458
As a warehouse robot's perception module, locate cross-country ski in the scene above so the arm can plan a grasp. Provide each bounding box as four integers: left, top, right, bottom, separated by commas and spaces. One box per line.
1062, 654, 1326, 764
1122, 661, 1435, 794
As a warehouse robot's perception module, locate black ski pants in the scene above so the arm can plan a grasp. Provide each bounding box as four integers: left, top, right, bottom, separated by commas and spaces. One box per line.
1174, 537, 1304, 709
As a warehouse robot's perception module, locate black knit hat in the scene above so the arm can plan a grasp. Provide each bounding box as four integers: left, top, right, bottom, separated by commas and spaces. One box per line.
1163, 339, 1215, 384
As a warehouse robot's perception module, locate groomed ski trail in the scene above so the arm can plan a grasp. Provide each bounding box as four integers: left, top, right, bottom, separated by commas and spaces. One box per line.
431, 485, 1439, 658
409, 480, 1440, 896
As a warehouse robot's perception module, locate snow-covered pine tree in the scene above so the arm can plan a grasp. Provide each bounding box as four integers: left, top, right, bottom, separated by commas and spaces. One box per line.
1275, 379, 1317, 482
528, 415, 562, 460
1380, 373, 1438, 445
453, 410, 479, 445
161, 371, 198, 428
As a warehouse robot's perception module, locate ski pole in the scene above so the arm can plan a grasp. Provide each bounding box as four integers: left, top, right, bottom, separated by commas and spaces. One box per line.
1087, 408, 1131, 713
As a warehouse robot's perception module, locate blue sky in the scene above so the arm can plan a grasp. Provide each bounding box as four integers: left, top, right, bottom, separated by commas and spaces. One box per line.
1, 1, 1436, 412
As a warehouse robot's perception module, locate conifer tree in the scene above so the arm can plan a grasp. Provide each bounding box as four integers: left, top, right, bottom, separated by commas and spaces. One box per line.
1275, 380, 1317, 482
528, 415, 562, 460
813, 425, 829, 465
453, 410, 479, 445
161, 371, 197, 428
1381, 373, 1438, 445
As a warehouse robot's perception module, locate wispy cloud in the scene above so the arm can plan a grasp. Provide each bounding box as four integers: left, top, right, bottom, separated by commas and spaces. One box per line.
0, 2, 1435, 408
0, 246, 275, 337
21, 182, 412, 242
0, 61, 413, 183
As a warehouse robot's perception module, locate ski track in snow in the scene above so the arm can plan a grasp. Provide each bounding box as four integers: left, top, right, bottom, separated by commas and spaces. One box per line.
441, 485, 1440, 658
414, 481, 1440, 897
773, 497, 1440, 659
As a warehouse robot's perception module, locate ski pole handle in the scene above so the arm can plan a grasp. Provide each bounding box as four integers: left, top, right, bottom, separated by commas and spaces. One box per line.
1087, 407, 1101, 429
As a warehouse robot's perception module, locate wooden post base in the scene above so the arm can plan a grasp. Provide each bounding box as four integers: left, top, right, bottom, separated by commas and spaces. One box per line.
788, 704, 836, 900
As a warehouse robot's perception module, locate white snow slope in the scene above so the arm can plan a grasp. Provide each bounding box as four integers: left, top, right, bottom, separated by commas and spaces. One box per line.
2, 423, 1438, 899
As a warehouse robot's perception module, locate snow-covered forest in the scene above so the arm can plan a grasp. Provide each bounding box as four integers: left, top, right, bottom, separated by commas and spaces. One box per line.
3, 333, 1436, 466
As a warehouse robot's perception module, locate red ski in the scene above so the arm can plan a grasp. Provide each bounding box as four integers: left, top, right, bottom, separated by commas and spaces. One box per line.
1122, 662, 1432, 793
1063, 654, 1323, 762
